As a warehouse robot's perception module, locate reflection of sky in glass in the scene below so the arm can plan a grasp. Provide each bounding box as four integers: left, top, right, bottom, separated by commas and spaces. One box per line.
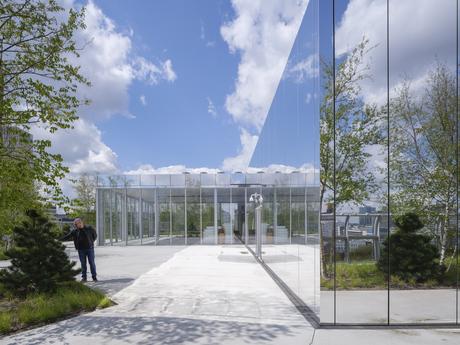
250, 0, 319, 175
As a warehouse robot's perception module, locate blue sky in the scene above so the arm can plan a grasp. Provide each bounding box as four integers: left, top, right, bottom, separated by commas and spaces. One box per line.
39, 0, 455, 195
93, 0, 241, 170
41, 0, 317, 182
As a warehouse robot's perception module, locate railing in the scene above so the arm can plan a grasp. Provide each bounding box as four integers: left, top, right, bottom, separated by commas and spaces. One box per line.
320, 213, 389, 262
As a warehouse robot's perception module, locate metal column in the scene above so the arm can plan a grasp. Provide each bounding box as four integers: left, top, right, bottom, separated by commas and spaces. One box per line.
184, 187, 187, 245
154, 188, 159, 245
139, 189, 143, 244
214, 188, 218, 245
123, 188, 128, 245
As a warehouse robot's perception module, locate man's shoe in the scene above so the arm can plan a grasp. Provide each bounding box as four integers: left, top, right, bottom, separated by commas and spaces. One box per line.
81, 278, 87, 282
92, 277, 98, 282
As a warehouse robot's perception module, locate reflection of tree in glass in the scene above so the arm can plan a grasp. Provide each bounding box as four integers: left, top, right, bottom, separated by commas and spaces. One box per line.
377, 213, 441, 283
389, 63, 457, 266
320, 38, 382, 278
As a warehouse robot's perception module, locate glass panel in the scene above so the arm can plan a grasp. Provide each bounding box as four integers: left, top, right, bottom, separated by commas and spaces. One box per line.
389, 0, 457, 324
141, 188, 155, 244
319, 0, 335, 323
186, 188, 201, 245
247, 186, 262, 251
157, 188, 171, 245
217, 188, 232, 244
140, 175, 156, 186
261, 187, 274, 245
330, 0, 389, 324
201, 188, 215, 244
231, 187, 246, 243
126, 189, 140, 243
156, 174, 171, 186
231, 172, 245, 185
216, 173, 231, 186
200, 173, 215, 186
185, 174, 201, 188
124, 175, 139, 187
171, 174, 185, 187
171, 188, 185, 245
113, 190, 123, 243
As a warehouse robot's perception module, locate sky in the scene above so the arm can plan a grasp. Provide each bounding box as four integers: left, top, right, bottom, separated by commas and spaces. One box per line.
33, 0, 458, 198
37, 0, 316, 189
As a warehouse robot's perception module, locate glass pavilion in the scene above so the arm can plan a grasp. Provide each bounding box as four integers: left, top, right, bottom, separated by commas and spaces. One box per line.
95, 172, 320, 247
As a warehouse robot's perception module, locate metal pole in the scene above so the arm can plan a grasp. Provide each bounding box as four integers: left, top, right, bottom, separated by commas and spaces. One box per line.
214, 188, 218, 245
184, 187, 187, 245
256, 205, 262, 258
154, 188, 159, 245
139, 189, 143, 244
244, 188, 248, 244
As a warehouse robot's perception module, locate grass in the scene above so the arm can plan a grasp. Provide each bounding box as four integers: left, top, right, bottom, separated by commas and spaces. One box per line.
321, 255, 460, 290
0, 281, 113, 334
0, 248, 9, 261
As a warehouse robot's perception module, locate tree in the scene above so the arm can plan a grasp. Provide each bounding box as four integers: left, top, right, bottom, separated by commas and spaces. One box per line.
0, 210, 80, 297
388, 63, 457, 264
70, 173, 96, 226
377, 212, 441, 283
320, 39, 382, 278
0, 0, 88, 217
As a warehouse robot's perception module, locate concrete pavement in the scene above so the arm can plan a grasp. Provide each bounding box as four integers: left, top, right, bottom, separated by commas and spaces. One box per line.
1, 246, 315, 345
1, 245, 459, 344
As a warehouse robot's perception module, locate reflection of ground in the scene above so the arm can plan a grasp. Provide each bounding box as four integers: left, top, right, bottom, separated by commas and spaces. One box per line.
261, 244, 321, 315
321, 289, 458, 324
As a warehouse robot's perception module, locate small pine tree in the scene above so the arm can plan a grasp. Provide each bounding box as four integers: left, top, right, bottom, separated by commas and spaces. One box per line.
0, 210, 80, 297
377, 212, 441, 283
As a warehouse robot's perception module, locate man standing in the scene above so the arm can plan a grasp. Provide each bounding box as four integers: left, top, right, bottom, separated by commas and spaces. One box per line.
62, 218, 98, 282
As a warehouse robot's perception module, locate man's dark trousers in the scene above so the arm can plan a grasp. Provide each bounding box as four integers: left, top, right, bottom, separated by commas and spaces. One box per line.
78, 248, 97, 280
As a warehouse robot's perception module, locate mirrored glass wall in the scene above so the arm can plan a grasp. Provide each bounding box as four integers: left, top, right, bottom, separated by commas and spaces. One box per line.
317, 0, 459, 325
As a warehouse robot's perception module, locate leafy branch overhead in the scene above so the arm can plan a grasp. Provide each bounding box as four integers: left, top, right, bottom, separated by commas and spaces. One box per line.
0, 0, 89, 205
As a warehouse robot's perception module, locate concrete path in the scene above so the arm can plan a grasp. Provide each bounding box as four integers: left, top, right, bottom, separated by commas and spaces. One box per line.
1, 245, 459, 344
65, 245, 184, 297
1, 246, 314, 345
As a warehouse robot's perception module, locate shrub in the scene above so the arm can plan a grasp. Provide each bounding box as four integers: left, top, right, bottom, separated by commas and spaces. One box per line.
377, 212, 441, 283
0, 210, 80, 297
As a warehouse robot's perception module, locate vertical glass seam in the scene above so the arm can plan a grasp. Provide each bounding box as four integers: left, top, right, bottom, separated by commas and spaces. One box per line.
332, 0, 337, 325
387, 0, 391, 326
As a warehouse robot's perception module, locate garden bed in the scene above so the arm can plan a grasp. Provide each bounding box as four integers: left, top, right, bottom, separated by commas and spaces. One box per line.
0, 281, 113, 335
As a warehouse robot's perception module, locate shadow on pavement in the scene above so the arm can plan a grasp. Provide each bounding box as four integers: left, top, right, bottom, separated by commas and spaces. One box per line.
4, 315, 304, 345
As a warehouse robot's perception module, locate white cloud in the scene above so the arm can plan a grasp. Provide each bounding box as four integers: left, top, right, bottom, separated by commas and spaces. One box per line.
31, 119, 118, 175
131, 57, 177, 85
39, 1, 179, 198
222, 128, 259, 172
67, 0, 177, 121
335, 0, 456, 104
140, 95, 147, 106
124, 164, 220, 175
207, 97, 217, 118
221, 0, 309, 131
285, 54, 318, 83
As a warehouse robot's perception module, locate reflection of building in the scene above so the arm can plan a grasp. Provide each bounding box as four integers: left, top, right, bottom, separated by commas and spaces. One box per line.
96, 172, 320, 246
359, 206, 376, 226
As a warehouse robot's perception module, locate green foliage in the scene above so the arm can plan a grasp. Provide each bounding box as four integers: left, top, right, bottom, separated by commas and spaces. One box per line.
0, 210, 80, 297
69, 173, 96, 226
377, 213, 442, 283
0, 0, 89, 235
0, 281, 112, 334
320, 38, 382, 207
388, 64, 457, 263
393, 212, 423, 233
349, 244, 374, 261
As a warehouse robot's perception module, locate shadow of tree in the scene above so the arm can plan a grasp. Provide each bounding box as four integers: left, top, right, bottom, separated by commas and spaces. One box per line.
4, 315, 307, 345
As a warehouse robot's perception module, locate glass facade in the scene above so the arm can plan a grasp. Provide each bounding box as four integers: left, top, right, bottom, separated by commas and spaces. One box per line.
95, 0, 459, 327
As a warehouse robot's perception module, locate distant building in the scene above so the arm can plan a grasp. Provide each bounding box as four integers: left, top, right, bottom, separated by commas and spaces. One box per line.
359, 206, 376, 226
